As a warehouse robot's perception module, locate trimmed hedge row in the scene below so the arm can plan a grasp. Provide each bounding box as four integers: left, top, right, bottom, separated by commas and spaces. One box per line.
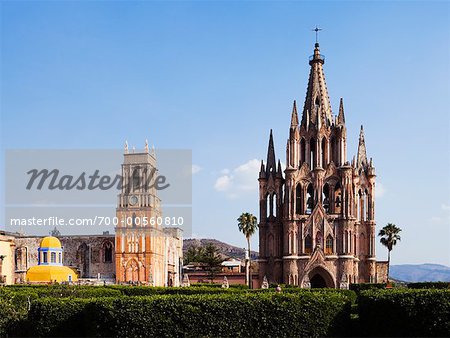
349, 283, 386, 292
358, 289, 450, 337
407, 282, 450, 289
1, 284, 357, 298
2, 285, 450, 337
1, 285, 122, 299
26, 292, 352, 337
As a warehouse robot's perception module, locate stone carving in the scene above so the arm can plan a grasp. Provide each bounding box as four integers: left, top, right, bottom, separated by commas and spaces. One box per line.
261, 275, 269, 289
181, 274, 190, 287
221, 276, 229, 289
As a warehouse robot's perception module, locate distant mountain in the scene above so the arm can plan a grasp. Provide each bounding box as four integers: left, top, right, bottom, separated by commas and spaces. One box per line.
390, 264, 450, 282
183, 238, 258, 260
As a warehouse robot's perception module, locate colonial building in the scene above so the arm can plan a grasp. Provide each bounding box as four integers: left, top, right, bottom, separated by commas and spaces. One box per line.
115, 143, 183, 286
258, 42, 387, 288
13, 233, 116, 283
3, 142, 183, 286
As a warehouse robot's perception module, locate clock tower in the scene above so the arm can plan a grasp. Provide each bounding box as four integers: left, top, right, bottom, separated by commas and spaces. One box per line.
115, 141, 168, 285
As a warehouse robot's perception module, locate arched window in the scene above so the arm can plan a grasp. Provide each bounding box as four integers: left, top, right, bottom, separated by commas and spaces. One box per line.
330, 136, 336, 163
300, 138, 306, 165
321, 138, 327, 167
306, 183, 314, 214
143, 168, 148, 192
266, 194, 270, 219
132, 168, 140, 191
273, 193, 277, 217
335, 182, 342, 214
50, 252, 56, 263
365, 189, 369, 221
358, 189, 363, 221
305, 235, 312, 254
103, 241, 113, 263
322, 183, 330, 213
309, 138, 316, 170
295, 184, 302, 214
43, 252, 48, 264
326, 235, 333, 255
58, 252, 62, 264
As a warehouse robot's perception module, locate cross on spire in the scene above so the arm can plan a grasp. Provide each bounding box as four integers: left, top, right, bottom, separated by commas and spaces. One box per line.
312, 26, 322, 44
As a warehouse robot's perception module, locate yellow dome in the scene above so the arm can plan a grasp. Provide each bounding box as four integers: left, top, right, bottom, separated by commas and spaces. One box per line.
40, 236, 62, 249
26, 265, 78, 283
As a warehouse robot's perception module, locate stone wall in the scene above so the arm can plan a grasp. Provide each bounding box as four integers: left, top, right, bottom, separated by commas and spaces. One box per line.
376, 261, 388, 283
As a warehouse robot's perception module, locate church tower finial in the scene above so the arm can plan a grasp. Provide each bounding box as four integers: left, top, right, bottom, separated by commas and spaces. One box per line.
290, 100, 299, 128
337, 97, 346, 125
266, 129, 276, 175
301, 40, 332, 129
357, 125, 368, 168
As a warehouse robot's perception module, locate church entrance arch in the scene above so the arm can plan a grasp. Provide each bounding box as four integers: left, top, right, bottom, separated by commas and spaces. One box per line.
125, 259, 139, 282
309, 266, 335, 288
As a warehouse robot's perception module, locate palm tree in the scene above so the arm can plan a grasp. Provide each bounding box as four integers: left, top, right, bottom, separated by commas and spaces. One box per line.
378, 223, 402, 282
237, 212, 258, 288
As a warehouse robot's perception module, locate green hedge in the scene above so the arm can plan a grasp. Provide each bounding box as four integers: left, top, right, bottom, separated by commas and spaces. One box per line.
25, 292, 352, 337
4, 284, 450, 337
349, 283, 386, 293
407, 282, 450, 289
2, 285, 122, 299
358, 289, 450, 337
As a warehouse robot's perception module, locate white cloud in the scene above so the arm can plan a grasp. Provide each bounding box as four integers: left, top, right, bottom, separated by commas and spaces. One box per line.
214, 175, 232, 191
192, 164, 202, 175
214, 159, 260, 198
441, 203, 450, 211
375, 182, 386, 198
430, 216, 442, 223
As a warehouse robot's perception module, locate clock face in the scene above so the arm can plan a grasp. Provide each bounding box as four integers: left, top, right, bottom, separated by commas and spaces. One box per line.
129, 195, 138, 206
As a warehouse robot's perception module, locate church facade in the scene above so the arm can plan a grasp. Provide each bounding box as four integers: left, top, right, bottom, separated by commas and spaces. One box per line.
258, 42, 387, 288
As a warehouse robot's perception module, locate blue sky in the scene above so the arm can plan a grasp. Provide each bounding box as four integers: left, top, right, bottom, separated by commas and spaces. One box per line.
1, 1, 449, 265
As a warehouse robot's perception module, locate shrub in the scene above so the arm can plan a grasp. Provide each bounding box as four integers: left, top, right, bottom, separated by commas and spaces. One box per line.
3, 285, 122, 298
358, 289, 450, 337
407, 282, 450, 289
27, 297, 116, 337
349, 283, 386, 293
25, 292, 352, 337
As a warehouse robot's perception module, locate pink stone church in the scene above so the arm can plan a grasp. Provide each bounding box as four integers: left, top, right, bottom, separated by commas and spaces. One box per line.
258, 42, 387, 288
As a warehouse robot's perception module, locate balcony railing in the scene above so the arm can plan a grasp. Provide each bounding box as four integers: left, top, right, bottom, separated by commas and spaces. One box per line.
309, 54, 325, 62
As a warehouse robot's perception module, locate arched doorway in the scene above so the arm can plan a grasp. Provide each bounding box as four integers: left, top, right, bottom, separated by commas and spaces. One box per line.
310, 274, 327, 288
125, 259, 139, 282
308, 266, 335, 288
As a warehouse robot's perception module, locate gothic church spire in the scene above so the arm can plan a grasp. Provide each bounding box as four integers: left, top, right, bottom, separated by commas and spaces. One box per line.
266, 129, 277, 175
356, 125, 368, 168
300, 43, 333, 128
290, 100, 299, 128
337, 98, 345, 125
